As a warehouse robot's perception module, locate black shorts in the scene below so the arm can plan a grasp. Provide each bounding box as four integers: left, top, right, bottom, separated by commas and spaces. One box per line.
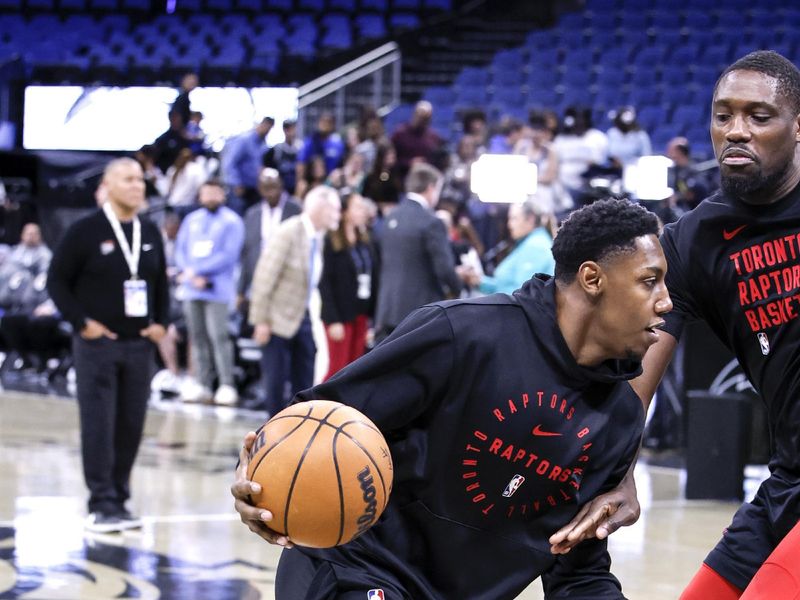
275, 548, 411, 600
705, 468, 800, 589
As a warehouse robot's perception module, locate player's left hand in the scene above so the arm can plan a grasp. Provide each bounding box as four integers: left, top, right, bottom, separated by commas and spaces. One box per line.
548, 473, 640, 554
140, 324, 167, 343
232, 431, 294, 548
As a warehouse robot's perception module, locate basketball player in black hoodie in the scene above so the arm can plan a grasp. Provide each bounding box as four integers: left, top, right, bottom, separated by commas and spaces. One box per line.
232, 199, 672, 599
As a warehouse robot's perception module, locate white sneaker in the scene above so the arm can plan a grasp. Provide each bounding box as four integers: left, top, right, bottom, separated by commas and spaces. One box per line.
151, 369, 182, 394
214, 384, 238, 406
180, 378, 212, 403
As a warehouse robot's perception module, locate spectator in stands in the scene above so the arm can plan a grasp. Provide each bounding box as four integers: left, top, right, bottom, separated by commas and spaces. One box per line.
664, 136, 712, 218
47, 157, 169, 533
434, 207, 484, 285
488, 116, 525, 154
391, 100, 444, 180
319, 191, 377, 380
135, 144, 161, 201
362, 143, 402, 215
606, 106, 653, 170
354, 115, 388, 173
298, 155, 330, 199
263, 119, 303, 195
1, 222, 51, 277
441, 134, 479, 214
175, 180, 244, 406
0, 223, 63, 373
328, 152, 367, 191
185, 111, 207, 156
171, 72, 198, 129
374, 164, 464, 342
239, 168, 302, 322
249, 186, 341, 417
150, 211, 187, 396
464, 201, 556, 295
154, 148, 217, 217
221, 117, 275, 213
462, 109, 489, 153
541, 108, 560, 141
295, 113, 346, 199
153, 110, 191, 174
520, 111, 569, 215
553, 105, 609, 207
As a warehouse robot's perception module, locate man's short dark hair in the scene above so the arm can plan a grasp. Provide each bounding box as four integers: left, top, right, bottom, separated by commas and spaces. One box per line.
552, 199, 660, 283
715, 50, 800, 114
405, 163, 443, 194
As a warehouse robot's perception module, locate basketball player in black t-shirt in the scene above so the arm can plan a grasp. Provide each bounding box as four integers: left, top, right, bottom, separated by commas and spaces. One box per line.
551, 51, 800, 600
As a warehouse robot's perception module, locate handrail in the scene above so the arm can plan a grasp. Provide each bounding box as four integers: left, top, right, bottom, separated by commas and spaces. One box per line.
297, 42, 400, 102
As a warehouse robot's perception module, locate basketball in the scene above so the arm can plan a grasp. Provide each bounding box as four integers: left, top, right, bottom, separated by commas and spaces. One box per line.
246, 400, 394, 548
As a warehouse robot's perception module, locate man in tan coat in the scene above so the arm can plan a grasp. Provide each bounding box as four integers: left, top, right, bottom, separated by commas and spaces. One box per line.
249, 185, 341, 416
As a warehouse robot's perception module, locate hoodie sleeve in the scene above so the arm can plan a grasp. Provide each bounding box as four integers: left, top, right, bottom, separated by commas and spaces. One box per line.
295, 304, 455, 433
541, 537, 623, 599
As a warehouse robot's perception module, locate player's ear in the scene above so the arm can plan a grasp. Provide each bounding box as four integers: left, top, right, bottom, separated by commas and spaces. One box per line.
577, 261, 603, 298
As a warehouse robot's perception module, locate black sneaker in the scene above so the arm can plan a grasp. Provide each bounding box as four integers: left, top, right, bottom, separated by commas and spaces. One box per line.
114, 509, 143, 530
85, 512, 124, 533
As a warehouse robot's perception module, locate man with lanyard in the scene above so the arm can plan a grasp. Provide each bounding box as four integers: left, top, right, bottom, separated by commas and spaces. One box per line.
48, 157, 169, 533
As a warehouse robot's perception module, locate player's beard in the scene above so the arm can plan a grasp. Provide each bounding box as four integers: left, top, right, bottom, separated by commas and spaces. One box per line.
720, 160, 791, 200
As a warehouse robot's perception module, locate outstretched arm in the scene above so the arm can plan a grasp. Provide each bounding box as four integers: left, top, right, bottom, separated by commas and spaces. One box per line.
548, 332, 678, 554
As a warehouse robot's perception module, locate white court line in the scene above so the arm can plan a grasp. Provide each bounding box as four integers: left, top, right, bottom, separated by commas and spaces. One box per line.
0, 512, 241, 529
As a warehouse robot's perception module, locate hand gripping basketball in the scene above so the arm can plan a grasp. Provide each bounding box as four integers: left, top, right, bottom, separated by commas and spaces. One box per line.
246, 400, 394, 548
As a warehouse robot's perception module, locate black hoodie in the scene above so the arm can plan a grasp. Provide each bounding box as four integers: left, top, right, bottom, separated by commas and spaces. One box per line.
294, 275, 644, 599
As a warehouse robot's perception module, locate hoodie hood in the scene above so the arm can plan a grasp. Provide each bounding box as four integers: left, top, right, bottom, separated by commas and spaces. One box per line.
513, 274, 643, 385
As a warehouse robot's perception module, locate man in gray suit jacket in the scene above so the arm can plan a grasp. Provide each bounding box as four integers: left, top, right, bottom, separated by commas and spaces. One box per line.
375, 163, 464, 339
238, 168, 302, 310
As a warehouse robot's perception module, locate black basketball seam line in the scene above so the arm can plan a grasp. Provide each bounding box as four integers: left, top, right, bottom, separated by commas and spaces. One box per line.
249, 404, 315, 477
326, 421, 391, 514
284, 403, 346, 540
331, 432, 346, 545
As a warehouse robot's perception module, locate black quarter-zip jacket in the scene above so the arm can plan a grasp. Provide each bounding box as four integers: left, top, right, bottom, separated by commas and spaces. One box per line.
293, 275, 644, 599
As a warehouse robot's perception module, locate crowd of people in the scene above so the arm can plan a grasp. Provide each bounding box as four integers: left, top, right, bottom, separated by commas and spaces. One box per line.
0, 71, 716, 411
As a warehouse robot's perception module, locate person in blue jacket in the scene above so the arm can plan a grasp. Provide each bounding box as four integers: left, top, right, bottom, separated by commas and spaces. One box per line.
470, 200, 556, 294
232, 198, 672, 599
175, 180, 245, 405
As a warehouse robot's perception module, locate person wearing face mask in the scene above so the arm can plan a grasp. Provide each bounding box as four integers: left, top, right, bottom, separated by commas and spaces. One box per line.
174, 180, 245, 405
606, 106, 653, 170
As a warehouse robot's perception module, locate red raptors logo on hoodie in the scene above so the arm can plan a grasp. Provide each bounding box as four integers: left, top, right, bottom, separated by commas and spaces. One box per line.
460, 391, 595, 519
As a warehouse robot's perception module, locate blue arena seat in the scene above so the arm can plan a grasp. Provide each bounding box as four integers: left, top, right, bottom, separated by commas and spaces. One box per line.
264, 0, 292, 9
90, 0, 118, 8
422, 86, 456, 106
355, 14, 386, 38
681, 8, 714, 30
648, 9, 682, 30
120, 0, 149, 9
206, 0, 233, 9
629, 85, 663, 108
595, 66, 627, 88
329, 0, 356, 9
393, 0, 420, 8
235, 0, 262, 10
491, 68, 524, 88
585, 10, 617, 31
389, 13, 420, 29
297, 0, 325, 10
455, 66, 488, 87
27, 0, 55, 9
360, 0, 388, 11
661, 65, 688, 86
424, 0, 450, 10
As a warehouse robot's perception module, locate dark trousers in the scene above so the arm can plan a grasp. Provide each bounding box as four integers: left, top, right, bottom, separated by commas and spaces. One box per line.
260, 313, 315, 417
73, 335, 154, 514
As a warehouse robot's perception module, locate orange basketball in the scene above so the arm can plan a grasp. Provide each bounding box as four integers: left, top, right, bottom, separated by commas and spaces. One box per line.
246, 400, 394, 548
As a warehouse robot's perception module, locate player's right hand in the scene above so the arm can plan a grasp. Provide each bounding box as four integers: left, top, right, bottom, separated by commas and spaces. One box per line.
548, 473, 641, 554
231, 431, 294, 548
